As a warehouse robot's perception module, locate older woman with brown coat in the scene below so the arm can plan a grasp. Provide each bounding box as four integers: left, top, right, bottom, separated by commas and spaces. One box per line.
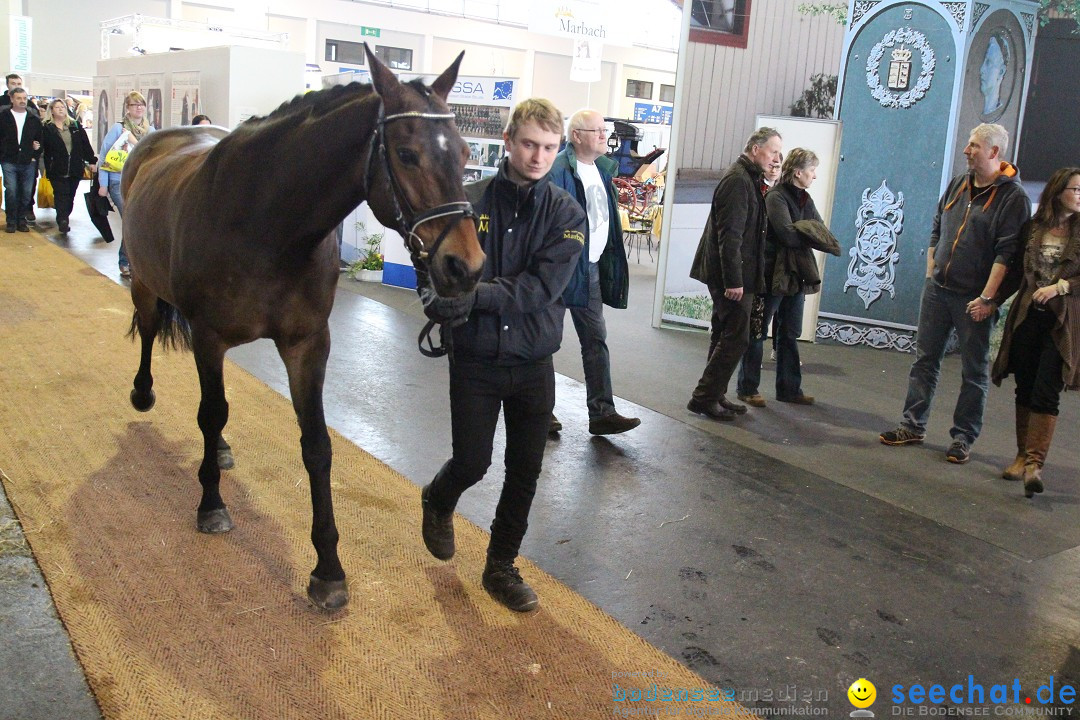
990, 167, 1080, 498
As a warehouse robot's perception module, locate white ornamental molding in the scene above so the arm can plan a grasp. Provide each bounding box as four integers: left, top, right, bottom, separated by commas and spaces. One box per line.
845, 180, 904, 309
851, 1, 881, 27
942, 2, 967, 30
971, 3, 991, 30
1020, 12, 1035, 37
816, 322, 916, 353
866, 27, 936, 109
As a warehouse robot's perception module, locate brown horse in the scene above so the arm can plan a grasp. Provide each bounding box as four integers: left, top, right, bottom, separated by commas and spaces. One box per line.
120, 47, 484, 609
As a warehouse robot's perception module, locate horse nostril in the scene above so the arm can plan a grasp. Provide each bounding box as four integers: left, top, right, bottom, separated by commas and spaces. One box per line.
443, 254, 471, 284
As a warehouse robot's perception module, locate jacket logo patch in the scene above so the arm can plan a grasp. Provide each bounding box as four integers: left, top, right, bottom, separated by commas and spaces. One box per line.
477, 214, 490, 233
564, 229, 585, 245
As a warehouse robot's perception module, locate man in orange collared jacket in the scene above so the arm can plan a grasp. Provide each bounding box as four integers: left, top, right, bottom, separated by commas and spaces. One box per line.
880, 123, 1031, 464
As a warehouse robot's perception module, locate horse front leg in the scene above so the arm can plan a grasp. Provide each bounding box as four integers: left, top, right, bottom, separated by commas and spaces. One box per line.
191, 329, 233, 534
277, 326, 347, 610
129, 280, 160, 412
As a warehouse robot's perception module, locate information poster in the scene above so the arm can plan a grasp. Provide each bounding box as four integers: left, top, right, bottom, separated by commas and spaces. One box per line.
92, 75, 111, 154
170, 71, 201, 128
114, 75, 136, 123
137, 73, 164, 130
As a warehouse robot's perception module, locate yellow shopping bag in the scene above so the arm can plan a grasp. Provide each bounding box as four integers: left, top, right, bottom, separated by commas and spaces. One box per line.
37, 176, 54, 209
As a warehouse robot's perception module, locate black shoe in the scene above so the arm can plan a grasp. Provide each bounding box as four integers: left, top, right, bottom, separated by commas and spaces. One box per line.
719, 396, 748, 414
548, 413, 562, 435
57, 220, 69, 233
17, 222, 29, 232
686, 398, 735, 421
23, 210, 34, 223
589, 412, 641, 435
420, 483, 455, 560
482, 558, 539, 612
5, 225, 14, 233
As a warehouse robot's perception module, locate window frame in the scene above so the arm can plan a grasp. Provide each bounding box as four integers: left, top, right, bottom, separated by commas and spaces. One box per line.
375, 44, 414, 71
324, 39, 366, 65
626, 79, 654, 100
686, 0, 753, 49
659, 83, 676, 103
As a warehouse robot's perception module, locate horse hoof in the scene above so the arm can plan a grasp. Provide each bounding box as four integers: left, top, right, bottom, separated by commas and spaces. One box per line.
197, 508, 233, 533
217, 447, 235, 470
308, 575, 349, 610
130, 388, 156, 412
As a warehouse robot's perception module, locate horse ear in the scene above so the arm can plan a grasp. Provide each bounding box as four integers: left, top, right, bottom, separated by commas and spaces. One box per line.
364, 43, 399, 96
429, 51, 464, 102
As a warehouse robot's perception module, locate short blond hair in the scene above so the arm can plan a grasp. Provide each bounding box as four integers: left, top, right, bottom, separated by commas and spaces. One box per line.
505, 98, 563, 140
125, 90, 146, 108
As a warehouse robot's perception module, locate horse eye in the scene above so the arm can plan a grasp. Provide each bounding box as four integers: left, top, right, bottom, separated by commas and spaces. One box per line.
396, 148, 420, 166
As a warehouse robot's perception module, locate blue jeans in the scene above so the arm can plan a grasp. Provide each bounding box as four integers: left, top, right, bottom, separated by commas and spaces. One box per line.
568, 262, 616, 420
737, 292, 806, 399
901, 280, 994, 445
1, 161, 35, 227
106, 177, 128, 268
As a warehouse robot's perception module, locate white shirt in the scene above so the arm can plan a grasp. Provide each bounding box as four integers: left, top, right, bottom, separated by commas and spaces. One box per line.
12, 109, 27, 144
577, 160, 609, 264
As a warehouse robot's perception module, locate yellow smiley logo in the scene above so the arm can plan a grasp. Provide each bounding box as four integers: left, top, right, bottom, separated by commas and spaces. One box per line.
848, 678, 876, 708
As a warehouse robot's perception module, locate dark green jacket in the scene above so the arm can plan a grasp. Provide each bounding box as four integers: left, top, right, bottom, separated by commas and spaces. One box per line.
549, 144, 629, 309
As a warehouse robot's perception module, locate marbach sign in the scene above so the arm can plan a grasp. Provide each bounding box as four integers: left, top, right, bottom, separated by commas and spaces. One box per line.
528, 0, 634, 48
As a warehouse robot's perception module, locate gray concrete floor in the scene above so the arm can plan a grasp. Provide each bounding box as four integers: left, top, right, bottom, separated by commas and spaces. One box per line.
4, 184, 1080, 718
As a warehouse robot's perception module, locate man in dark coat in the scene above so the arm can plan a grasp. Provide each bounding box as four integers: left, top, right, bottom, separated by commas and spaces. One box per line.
687, 127, 783, 421
548, 108, 639, 436
418, 98, 585, 613
0, 87, 43, 232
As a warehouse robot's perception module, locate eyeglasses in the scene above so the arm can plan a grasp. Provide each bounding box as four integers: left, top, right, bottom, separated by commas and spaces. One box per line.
576, 128, 607, 136
127, 102, 145, 108
1064, 187, 1080, 195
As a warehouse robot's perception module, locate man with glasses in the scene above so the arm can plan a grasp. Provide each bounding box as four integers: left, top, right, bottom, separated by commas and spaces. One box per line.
548, 108, 640, 437
880, 123, 1031, 464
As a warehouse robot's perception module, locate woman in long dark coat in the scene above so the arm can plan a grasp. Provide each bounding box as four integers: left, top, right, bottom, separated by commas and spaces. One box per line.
42, 98, 97, 234
991, 167, 1080, 498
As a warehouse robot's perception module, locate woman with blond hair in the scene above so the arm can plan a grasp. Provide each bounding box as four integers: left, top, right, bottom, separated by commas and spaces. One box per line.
97, 90, 153, 277
991, 167, 1080, 498
42, 98, 97, 234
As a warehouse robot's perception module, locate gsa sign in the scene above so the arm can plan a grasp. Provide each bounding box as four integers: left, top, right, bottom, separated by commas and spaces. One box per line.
448, 78, 515, 106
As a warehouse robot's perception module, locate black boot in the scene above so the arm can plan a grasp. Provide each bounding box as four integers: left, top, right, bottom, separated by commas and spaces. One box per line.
420, 483, 455, 560
482, 557, 538, 612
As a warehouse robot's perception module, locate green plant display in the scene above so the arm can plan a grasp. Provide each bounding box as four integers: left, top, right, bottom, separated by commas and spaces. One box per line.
346, 221, 384, 279
790, 73, 838, 119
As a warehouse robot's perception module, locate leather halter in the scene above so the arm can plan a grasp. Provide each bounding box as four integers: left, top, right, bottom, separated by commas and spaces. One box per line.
363, 104, 476, 270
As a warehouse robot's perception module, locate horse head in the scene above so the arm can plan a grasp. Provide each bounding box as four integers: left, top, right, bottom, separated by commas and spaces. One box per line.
363, 46, 485, 298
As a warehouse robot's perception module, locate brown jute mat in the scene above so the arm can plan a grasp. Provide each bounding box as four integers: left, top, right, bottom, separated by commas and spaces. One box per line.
0, 232, 752, 719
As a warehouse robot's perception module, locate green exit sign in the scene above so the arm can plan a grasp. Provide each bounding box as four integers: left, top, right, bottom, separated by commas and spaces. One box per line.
361, 26, 380, 37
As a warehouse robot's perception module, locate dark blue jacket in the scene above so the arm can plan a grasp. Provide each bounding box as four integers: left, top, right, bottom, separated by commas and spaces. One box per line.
451, 160, 585, 366
549, 145, 629, 309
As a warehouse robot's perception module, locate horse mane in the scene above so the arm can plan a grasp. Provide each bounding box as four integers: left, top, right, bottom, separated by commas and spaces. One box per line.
244, 82, 376, 126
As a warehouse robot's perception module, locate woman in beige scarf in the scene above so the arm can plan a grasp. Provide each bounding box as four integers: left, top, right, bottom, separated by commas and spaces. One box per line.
42, 98, 97, 233
97, 90, 152, 277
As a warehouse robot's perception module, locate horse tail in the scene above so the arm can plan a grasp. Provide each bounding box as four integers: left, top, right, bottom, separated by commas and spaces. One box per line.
127, 298, 192, 351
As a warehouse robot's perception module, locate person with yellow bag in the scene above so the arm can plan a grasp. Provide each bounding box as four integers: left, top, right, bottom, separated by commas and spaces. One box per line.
98, 91, 152, 277
43, 98, 97, 234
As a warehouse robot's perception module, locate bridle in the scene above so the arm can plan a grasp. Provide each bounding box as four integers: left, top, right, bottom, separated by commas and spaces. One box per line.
364, 103, 476, 271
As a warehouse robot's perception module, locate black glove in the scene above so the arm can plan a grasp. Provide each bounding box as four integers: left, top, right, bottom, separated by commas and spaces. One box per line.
419, 287, 476, 328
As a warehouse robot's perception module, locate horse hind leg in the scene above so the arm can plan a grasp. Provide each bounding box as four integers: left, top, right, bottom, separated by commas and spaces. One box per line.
278, 327, 347, 610
191, 329, 233, 534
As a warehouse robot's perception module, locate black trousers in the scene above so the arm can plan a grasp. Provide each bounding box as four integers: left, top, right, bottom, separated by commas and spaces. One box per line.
691, 288, 755, 403
51, 176, 81, 225
1009, 307, 1065, 415
427, 356, 555, 562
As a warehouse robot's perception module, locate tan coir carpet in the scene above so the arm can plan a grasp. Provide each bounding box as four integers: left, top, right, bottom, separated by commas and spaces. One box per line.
0, 232, 752, 720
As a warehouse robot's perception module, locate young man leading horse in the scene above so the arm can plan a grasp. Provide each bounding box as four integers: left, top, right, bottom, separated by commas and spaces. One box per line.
419, 98, 586, 612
